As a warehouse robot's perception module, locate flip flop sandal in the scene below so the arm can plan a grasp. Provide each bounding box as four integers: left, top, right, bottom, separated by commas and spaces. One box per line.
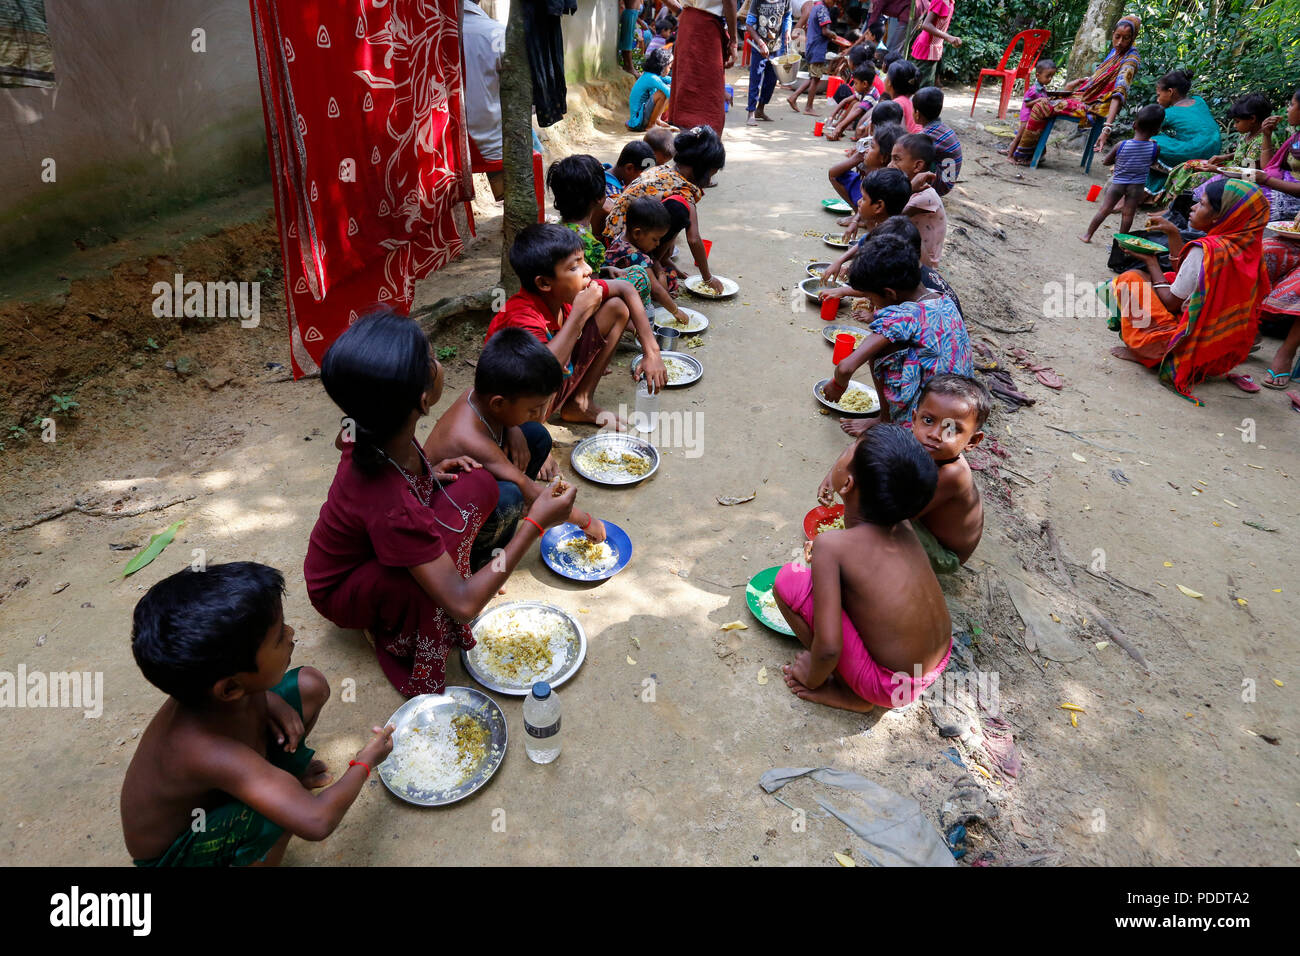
1287, 390, 1300, 412
1262, 369, 1292, 389
1226, 372, 1260, 393
1034, 369, 1065, 390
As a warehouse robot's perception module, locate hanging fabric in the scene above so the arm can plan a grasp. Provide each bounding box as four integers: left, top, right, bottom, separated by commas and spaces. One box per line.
524, 0, 576, 128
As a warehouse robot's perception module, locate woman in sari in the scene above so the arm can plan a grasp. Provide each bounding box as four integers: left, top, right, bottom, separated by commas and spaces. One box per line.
1149, 93, 1271, 208
1106, 180, 1269, 404
1011, 14, 1140, 165
1260, 214, 1300, 388
1250, 87, 1300, 221
1144, 70, 1222, 194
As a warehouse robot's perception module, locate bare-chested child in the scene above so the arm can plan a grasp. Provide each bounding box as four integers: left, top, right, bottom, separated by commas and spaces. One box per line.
424, 327, 608, 571
911, 374, 989, 574
121, 562, 394, 866
777, 425, 953, 713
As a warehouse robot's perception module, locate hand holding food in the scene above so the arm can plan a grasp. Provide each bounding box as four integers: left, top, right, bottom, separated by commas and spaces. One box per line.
529, 478, 577, 529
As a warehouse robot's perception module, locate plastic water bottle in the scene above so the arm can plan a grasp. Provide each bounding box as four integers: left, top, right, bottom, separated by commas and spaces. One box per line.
523, 681, 561, 764
633, 377, 658, 434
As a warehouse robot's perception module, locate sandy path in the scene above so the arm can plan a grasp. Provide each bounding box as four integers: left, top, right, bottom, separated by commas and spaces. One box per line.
0, 75, 1295, 867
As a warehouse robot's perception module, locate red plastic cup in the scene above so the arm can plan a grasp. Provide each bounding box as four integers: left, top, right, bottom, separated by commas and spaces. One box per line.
702, 239, 713, 259
832, 332, 856, 364
820, 296, 841, 320
826, 76, 843, 99
1087, 184, 1102, 202
813, 120, 825, 137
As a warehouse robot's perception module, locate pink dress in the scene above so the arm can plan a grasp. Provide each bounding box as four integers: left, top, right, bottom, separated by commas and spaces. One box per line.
910, 0, 954, 62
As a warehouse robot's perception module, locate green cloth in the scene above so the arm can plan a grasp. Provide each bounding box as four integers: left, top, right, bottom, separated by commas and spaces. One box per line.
914, 521, 960, 576
134, 667, 315, 867
1146, 96, 1223, 193
1152, 131, 1262, 206
563, 222, 606, 271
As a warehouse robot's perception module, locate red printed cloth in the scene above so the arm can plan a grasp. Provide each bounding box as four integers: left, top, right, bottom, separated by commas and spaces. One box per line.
249, 0, 473, 377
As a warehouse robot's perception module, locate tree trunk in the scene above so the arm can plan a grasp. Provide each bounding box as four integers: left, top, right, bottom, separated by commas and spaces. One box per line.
498, 0, 537, 298
1066, 0, 1126, 80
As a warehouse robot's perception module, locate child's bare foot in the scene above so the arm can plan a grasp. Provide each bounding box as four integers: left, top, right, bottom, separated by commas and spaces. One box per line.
786, 95, 800, 113
802, 108, 820, 116
836, 215, 853, 227
783, 667, 875, 713
560, 399, 624, 429
1007, 155, 1030, 167
1110, 345, 1142, 363
299, 759, 333, 789
1078, 233, 1093, 243
839, 417, 877, 437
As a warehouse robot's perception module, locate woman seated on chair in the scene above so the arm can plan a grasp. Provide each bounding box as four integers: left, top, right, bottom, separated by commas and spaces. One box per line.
1105, 180, 1270, 405
1010, 14, 1141, 166
1143, 70, 1222, 196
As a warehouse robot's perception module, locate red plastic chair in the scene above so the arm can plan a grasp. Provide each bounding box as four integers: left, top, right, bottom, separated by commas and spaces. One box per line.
464, 142, 544, 237
969, 29, 1052, 120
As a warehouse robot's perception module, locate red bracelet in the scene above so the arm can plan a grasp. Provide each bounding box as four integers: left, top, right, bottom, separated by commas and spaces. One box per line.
349, 759, 371, 778
523, 516, 544, 536
579, 512, 593, 531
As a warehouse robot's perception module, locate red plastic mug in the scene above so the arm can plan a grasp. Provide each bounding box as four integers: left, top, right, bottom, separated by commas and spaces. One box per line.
826, 77, 843, 99
832, 332, 856, 364
1086, 184, 1102, 202
702, 239, 713, 259
820, 296, 841, 320
813, 120, 825, 137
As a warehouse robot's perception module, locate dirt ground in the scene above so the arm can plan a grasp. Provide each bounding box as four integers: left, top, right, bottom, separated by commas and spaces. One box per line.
1, 71, 1296, 867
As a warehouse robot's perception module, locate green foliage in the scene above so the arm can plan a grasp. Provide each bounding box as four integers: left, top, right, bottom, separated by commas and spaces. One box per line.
436, 345, 458, 361
940, 0, 1086, 85
50, 394, 79, 415
145, 337, 160, 350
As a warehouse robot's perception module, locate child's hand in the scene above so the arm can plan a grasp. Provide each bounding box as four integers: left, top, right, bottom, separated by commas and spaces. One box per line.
266, 691, 305, 753
433, 456, 481, 481
636, 351, 668, 394
357, 724, 396, 768
528, 478, 577, 529
703, 275, 725, 295
823, 369, 849, 402
1261, 116, 1280, 136
583, 517, 608, 543
803, 538, 815, 565
573, 281, 605, 319
505, 428, 531, 470
951, 36, 963, 47
911, 171, 936, 192
537, 454, 560, 482
820, 265, 838, 285
817, 472, 836, 506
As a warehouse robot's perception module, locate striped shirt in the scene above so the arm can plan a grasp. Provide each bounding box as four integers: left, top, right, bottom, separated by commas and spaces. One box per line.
1112, 138, 1160, 186
922, 121, 963, 197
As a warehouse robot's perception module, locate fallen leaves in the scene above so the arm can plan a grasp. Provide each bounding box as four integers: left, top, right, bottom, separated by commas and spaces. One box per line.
1071, 452, 1087, 463
717, 491, 756, 506
720, 621, 748, 631
1176, 584, 1203, 599
833, 851, 856, 867
757, 667, 769, 685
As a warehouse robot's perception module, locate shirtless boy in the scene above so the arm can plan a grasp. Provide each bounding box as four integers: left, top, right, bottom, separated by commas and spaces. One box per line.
911, 374, 989, 574
777, 425, 953, 712
121, 563, 394, 866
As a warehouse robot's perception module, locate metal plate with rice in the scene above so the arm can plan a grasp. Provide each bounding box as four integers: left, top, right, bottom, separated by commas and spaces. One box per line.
569, 432, 660, 486
1266, 220, 1300, 240
822, 234, 853, 249
821, 323, 870, 346
632, 350, 702, 387
684, 274, 739, 299
799, 275, 838, 302
463, 601, 587, 695
806, 260, 834, 279
540, 520, 633, 582
653, 306, 709, 334
814, 378, 881, 416
378, 687, 507, 806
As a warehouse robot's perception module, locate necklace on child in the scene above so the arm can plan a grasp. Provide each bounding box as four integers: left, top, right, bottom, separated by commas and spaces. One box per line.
467, 390, 504, 447
382, 440, 469, 534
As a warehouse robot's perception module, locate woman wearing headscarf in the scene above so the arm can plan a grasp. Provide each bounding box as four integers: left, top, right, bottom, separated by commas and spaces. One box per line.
1104, 180, 1271, 404
1011, 14, 1141, 165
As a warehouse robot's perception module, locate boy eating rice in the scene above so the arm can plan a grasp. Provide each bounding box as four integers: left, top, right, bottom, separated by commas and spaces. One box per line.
777, 425, 953, 713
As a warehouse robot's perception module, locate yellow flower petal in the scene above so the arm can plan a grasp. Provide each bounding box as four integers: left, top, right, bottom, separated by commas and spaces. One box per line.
833, 851, 856, 867
720, 621, 748, 631
1176, 584, 1203, 599
1071, 452, 1087, 463
1274, 679, 1285, 687
1163, 561, 1173, 567
626, 655, 637, 665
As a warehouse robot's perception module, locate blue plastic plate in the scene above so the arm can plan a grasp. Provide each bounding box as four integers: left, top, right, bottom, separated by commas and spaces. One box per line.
540, 520, 633, 582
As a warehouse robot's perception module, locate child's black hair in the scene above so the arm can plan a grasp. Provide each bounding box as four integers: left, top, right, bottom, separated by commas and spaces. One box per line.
643, 48, 671, 76
886, 59, 919, 97
872, 122, 905, 162
913, 85, 943, 122
881, 50, 901, 69
132, 563, 286, 706
321, 307, 432, 474
673, 125, 726, 178
861, 167, 912, 216
1035, 58, 1056, 75
848, 234, 920, 296
475, 327, 563, 401
644, 126, 675, 160
546, 154, 606, 221
847, 45, 870, 68
1157, 69, 1192, 98
871, 99, 904, 128
1133, 104, 1165, 135
853, 61, 877, 85
616, 140, 657, 173
654, 15, 674, 33
850, 425, 938, 525
1204, 177, 1226, 212
896, 132, 936, 168
508, 222, 584, 294
919, 374, 992, 429
871, 214, 922, 252
1227, 92, 1272, 123
626, 195, 670, 233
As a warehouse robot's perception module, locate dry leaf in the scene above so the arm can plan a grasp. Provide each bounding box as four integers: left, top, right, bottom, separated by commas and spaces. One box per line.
757, 667, 769, 685
1095, 641, 1110, 650
1236, 598, 1248, 606
1223, 499, 1239, 508
626, 655, 637, 665
1070, 712, 1078, 727
717, 492, 757, 506
720, 621, 748, 631
1176, 584, 1203, 599
1274, 679, 1285, 687
833, 851, 856, 867
631, 637, 641, 648
1163, 561, 1173, 568
1071, 452, 1087, 463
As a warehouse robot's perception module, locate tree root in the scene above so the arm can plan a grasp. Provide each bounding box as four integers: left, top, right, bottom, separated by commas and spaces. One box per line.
2, 494, 196, 533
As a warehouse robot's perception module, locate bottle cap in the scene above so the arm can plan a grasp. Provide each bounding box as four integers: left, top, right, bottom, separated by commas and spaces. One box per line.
531, 681, 552, 700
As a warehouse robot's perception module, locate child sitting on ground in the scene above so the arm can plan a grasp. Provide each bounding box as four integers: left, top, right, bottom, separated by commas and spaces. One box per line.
121, 562, 395, 866
643, 126, 676, 166
486, 223, 667, 426
827, 102, 903, 220
869, 214, 964, 318
628, 49, 673, 132
425, 328, 607, 569
306, 310, 578, 697
604, 140, 657, 198
606, 196, 690, 317
892, 132, 948, 266
820, 166, 913, 283
1005, 59, 1057, 158
826, 233, 972, 436
911, 374, 989, 574
913, 86, 963, 196
884, 59, 923, 132
826, 62, 881, 142
1080, 103, 1165, 243
777, 425, 953, 713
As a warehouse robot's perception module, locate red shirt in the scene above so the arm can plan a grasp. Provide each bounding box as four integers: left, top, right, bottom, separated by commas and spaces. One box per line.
484, 279, 609, 345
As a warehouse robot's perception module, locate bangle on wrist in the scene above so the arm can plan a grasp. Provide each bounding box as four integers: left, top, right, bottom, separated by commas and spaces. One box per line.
349, 759, 371, 778
579, 512, 593, 531
522, 516, 545, 536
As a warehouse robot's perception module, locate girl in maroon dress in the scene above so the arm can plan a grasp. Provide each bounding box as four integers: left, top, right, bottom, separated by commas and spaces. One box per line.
304, 309, 577, 697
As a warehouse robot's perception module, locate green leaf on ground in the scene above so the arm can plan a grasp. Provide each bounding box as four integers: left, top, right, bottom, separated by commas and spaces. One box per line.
122, 520, 184, 577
